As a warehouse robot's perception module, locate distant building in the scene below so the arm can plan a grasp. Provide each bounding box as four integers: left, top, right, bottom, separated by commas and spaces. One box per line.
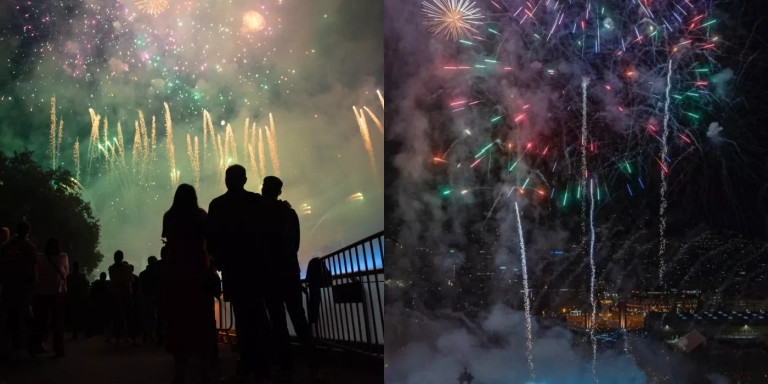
646, 310, 768, 345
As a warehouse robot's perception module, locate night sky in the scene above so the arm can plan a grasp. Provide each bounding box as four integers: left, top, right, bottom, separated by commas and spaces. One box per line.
0, 0, 383, 273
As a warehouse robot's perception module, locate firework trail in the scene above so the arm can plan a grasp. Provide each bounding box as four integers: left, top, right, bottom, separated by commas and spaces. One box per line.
49, 97, 56, 168
268, 113, 280, 177
151, 116, 157, 162
56, 120, 63, 169
186, 134, 201, 190
248, 144, 259, 182
87, 109, 100, 176
132, 121, 141, 171
116, 122, 125, 167
254, 127, 264, 178
376, 89, 384, 109
74, 140, 80, 181
421, 0, 483, 41
353, 106, 377, 179
164, 103, 177, 188
363, 106, 383, 134
265, 127, 280, 177
658, 59, 673, 285
589, 179, 598, 384
514, 202, 535, 381
580, 77, 590, 250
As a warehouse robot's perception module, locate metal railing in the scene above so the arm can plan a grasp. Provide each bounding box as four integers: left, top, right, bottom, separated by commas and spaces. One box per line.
214, 231, 384, 357
309, 232, 384, 356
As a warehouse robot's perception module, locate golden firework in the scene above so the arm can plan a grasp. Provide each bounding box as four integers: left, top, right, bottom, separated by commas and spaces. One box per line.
135, 0, 169, 16
421, 0, 483, 40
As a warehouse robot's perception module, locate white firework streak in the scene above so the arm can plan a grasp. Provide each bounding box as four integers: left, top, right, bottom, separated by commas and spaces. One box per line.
589, 179, 599, 384
581, 77, 590, 253
421, 0, 484, 41
514, 202, 535, 381
659, 59, 672, 284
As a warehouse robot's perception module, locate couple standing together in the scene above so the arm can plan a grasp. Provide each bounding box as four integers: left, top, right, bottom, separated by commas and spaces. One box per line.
162, 164, 311, 384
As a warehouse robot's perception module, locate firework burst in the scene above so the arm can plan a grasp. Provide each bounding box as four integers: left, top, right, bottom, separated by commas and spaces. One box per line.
135, 0, 169, 16
421, 0, 483, 40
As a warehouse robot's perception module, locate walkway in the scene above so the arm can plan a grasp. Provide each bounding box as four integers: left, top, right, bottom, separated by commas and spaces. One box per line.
0, 336, 382, 384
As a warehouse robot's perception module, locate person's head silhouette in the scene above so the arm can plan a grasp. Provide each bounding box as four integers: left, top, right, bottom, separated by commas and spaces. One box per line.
170, 183, 199, 213
148, 256, 157, 265
16, 221, 30, 239
225, 165, 247, 191
114, 250, 124, 264
99, 272, 106, 281
262, 176, 283, 200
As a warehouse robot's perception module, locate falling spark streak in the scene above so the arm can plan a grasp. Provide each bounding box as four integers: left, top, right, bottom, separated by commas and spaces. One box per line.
49, 98, 56, 168
248, 144, 259, 182
363, 106, 384, 134
354, 106, 376, 179
87, 109, 100, 177
659, 60, 672, 284
116, 122, 125, 167
258, 128, 267, 178
164, 103, 176, 188
132, 121, 141, 171
56, 120, 63, 168
514, 202, 535, 381
589, 180, 599, 384
376, 89, 384, 109
265, 128, 280, 177
268, 113, 279, 174
73, 140, 80, 181
581, 77, 590, 253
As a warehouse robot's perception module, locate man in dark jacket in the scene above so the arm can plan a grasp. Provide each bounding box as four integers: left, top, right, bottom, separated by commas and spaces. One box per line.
207, 165, 271, 381
261, 176, 312, 372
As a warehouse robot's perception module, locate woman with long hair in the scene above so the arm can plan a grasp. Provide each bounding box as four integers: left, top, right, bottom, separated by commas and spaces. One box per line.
161, 184, 215, 384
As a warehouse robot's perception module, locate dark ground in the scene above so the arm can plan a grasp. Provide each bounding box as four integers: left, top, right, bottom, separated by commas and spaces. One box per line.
0, 337, 383, 384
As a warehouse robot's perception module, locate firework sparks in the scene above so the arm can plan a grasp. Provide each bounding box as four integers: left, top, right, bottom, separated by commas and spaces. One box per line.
354, 106, 377, 179
658, 59, 673, 283
242, 11, 267, 33
135, 0, 169, 16
515, 202, 535, 381
49, 97, 56, 168
421, 0, 483, 40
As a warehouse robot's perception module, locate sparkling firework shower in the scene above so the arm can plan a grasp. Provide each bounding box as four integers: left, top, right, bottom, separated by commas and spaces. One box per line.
421, 0, 484, 40
515, 202, 535, 381
418, 0, 728, 267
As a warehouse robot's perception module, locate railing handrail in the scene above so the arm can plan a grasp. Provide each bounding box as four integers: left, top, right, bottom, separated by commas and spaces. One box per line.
314, 231, 384, 264
216, 231, 385, 358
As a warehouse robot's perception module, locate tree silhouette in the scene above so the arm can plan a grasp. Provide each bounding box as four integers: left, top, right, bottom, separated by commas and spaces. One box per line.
0, 150, 103, 274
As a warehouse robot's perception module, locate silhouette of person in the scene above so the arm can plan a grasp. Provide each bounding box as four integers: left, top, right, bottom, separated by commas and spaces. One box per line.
129, 268, 141, 346
30, 238, 69, 357
140, 256, 159, 344
162, 183, 215, 384
261, 176, 312, 373
67, 261, 90, 339
206, 165, 271, 382
0, 222, 37, 358
305, 257, 332, 326
108, 250, 133, 345
89, 272, 109, 336
156, 246, 169, 345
